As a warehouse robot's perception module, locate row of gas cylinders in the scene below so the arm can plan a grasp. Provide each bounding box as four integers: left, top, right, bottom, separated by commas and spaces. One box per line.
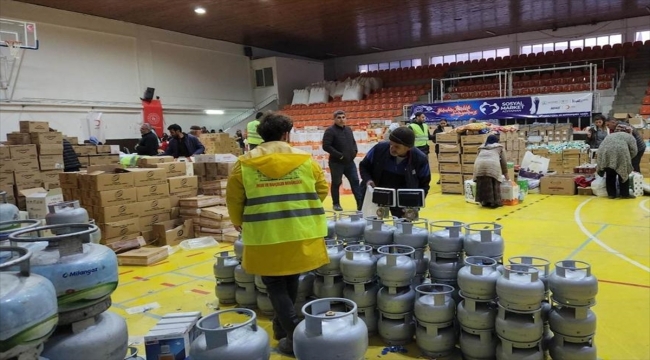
0, 219, 128, 360
329, 211, 505, 259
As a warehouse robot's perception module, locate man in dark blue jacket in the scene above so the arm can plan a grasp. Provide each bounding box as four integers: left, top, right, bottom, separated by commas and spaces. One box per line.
359, 127, 431, 217
161, 124, 205, 158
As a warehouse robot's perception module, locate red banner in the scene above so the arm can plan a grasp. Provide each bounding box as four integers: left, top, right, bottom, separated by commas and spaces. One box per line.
142, 99, 164, 137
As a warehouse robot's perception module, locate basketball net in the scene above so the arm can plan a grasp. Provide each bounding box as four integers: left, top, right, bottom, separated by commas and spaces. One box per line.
4, 41, 22, 59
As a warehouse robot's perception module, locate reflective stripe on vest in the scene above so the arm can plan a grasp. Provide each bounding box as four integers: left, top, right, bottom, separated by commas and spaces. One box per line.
247, 120, 263, 145
241, 159, 327, 246
410, 123, 429, 147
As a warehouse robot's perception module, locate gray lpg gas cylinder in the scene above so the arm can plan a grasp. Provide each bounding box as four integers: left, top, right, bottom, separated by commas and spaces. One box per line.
190, 308, 270, 360
428, 220, 465, 253
394, 219, 428, 249
293, 298, 368, 360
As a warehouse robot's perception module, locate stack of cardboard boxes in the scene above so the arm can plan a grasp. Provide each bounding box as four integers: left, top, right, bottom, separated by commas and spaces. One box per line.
532, 148, 589, 175
198, 133, 242, 156
72, 144, 119, 167
519, 123, 573, 143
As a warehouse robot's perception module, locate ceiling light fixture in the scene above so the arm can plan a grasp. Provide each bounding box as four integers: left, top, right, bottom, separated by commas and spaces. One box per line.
205, 109, 224, 115
485, 30, 497, 36
194, 7, 206, 15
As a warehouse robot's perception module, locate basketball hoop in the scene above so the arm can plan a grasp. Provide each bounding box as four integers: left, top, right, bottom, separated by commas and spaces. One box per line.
4, 40, 22, 59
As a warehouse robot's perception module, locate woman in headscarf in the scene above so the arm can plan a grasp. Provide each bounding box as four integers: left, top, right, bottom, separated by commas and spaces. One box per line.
596, 124, 638, 199
473, 134, 509, 208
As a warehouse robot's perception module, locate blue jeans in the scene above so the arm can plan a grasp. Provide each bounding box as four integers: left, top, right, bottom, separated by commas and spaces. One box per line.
329, 161, 362, 210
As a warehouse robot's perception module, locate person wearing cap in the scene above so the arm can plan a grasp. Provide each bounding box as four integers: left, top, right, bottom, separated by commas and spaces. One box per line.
247, 112, 264, 150
322, 110, 363, 211
409, 112, 435, 155
189, 125, 202, 137
359, 126, 431, 217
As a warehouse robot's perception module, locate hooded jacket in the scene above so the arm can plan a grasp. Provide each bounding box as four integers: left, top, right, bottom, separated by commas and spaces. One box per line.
226, 141, 329, 275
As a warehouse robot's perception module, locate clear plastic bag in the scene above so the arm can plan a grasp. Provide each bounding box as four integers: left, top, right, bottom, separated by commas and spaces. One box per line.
179, 237, 219, 250
591, 175, 608, 197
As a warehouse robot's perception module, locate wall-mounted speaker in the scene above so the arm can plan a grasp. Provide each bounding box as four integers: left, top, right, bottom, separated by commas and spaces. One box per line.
142, 87, 155, 101
244, 46, 253, 58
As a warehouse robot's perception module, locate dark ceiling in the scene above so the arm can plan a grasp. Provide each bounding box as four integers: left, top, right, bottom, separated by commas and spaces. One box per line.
15, 0, 650, 59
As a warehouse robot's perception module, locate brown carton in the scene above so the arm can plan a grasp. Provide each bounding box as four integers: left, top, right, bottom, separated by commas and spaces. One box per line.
39, 155, 64, 171
6, 132, 32, 145
94, 202, 141, 223
139, 213, 171, 232
0, 161, 13, 174
9, 145, 37, 159
30, 132, 63, 145
126, 168, 167, 187
168, 176, 199, 194
136, 184, 170, 202
0, 172, 14, 187
152, 219, 194, 247
96, 145, 111, 153
100, 218, 141, 239
93, 187, 137, 207
540, 175, 577, 195
0, 185, 16, 205
139, 198, 172, 216
217, 162, 236, 176
169, 189, 199, 207
104, 233, 142, 246
41, 170, 62, 189
63, 136, 79, 145
13, 158, 40, 173
149, 162, 187, 177
0, 146, 10, 159
37, 144, 63, 155
19, 121, 49, 133
137, 156, 174, 166
438, 163, 462, 174
72, 145, 97, 156
58, 172, 82, 188
84, 168, 134, 191
117, 246, 168, 266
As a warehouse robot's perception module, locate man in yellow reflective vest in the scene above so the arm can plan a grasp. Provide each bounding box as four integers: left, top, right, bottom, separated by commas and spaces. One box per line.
246, 112, 264, 150
409, 111, 435, 155
226, 111, 329, 356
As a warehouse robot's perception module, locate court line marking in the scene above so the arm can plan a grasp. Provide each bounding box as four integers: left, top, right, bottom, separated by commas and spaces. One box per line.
574, 198, 650, 273
640, 199, 649, 213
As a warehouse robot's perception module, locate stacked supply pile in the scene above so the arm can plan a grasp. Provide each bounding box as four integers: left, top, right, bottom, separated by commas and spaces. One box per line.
436, 131, 463, 194
520, 123, 573, 144
199, 133, 241, 156
177, 195, 229, 239
528, 142, 590, 174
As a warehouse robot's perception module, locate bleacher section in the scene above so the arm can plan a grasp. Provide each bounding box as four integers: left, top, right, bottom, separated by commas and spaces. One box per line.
282, 40, 650, 128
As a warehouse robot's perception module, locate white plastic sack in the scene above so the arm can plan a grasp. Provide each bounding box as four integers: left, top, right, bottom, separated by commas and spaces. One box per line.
629, 172, 645, 197
520, 151, 550, 174
333, 81, 347, 97
342, 83, 364, 101
291, 89, 310, 105
362, 186, 379, 218
591, 175, 608, 197
308, 87, 330, 104
464, 180, 478, 204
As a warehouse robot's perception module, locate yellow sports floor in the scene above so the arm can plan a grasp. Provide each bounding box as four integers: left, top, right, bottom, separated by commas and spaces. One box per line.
111, 176, 650, 360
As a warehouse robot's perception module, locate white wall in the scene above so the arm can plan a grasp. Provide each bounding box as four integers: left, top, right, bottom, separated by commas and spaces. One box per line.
327, 16, 650, 79
275, 57, 324, 107
0, 0, 256, 140
251, 57, 278, 105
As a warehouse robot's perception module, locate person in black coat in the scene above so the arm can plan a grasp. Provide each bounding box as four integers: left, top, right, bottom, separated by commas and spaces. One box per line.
62, 139, 81, 172
322, 110, 362, 211
359, 127, 431, 218
135, 123, 160, 156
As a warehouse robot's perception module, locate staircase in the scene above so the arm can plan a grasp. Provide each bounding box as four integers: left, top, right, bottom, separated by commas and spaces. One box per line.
610, 47, 650, 116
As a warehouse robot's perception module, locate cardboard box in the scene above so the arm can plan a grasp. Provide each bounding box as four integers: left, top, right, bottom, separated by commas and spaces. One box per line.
84, 168, 134, 191
441, 183, 464, 194
461, 134, 487, 146
438, 163, 462, 174
139, 198, 172, 216
577, 187, 593, 196
140, 213, 172, 232
94, 202, 141, 223
204, 163, 219, 176
9, 145, 37, 159
19, 121, 49, 133
137, 156, 174, 166
87, 155, 115, 166
194, 154, 238, 163
13, 158, 40, 173
136, 184, 170, 202
30, 132, 63, 145
0, 172, 14, 187
117, 246, 168, 266
144, 316, 200, 360
64, 136, 79, 145
612, 113, 632, 119
152, 219, 194, 246
461, 144, 480, 154
169, 189, 199, 207
6, 132, 32, 145
37, 144, 63, 156
435, 132, 460, 144
540, 175, 577, 195
438, 143, 461, 153
168, 176, 199, 194
0, 146, 10, 159
102, 233, 141, 246
0, 185, 16, 205
150, 162, 187, 178
461, 154, 478, 164
72, 145, 97, 156
438, 153, 460, 163
93, 187, 138, 207
192, 163, 205, 176
440, 173, 463, 184
41, 170, 62, 188
39, 155, 64, 170
59, 172, 81, 188
217, 162, 236, 176
100, 218, 141, 239
22, 187, 64, 219
14, 172, 42, 188
170, 207, 180, 219
127, 168, 167, 187
0, 161, 12, 174
96, 145, 112, 153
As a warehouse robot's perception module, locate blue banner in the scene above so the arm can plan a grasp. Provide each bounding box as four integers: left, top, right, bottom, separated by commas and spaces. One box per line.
410, 93, 593, 122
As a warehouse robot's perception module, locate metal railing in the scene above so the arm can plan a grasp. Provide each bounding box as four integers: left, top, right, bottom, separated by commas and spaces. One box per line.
222, 94, 278, 130
436, 71, 507, 102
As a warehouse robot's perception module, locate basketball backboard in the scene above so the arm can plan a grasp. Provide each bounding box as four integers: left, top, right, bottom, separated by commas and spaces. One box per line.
0, 18, 39, 50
